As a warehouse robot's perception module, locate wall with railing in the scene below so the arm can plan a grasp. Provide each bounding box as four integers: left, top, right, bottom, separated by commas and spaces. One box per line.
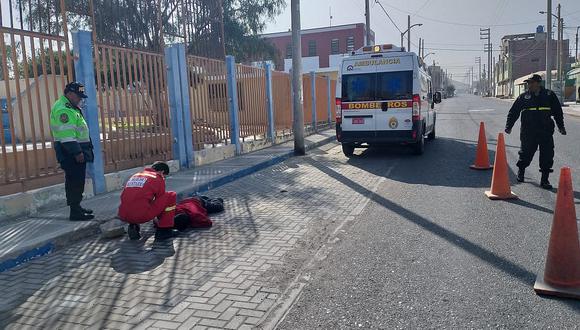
0, 34, 336, 197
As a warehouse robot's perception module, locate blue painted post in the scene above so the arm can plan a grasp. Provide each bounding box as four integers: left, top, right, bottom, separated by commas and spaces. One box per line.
176, 44, 194, 167
72, 30, 105, 195
165, 45, 187, 168
327, 75, 332, 125
226, 55, 241, 154
310, 71, 317, 132
265, 63, 276, 143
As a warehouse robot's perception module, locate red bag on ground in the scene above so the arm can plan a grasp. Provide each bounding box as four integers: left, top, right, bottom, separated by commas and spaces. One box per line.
175, 197, 213, 228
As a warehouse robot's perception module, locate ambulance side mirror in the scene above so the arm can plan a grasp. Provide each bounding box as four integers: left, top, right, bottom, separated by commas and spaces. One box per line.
434, 92, 442, 104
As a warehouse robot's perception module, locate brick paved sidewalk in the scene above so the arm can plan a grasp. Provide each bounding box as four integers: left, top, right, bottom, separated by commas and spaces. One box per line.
0, 142, 384, 330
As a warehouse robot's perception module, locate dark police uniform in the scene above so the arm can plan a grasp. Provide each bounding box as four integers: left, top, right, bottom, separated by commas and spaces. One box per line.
50, 82, 95, 220
505, 85, 565, 183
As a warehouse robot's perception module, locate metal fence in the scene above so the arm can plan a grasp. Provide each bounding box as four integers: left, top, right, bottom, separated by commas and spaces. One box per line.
236, 64, 268, 141
0, 0, 73, 195
272, 71, 292, 135
187, 55, 231, 150
94, 44, 172, 173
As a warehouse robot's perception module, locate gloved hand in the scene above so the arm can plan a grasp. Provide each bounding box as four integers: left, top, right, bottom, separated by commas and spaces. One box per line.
504, 127, 512, 135
559, 127, 567, 135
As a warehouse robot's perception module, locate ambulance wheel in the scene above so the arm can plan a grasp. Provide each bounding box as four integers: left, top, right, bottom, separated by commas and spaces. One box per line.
342, 143, 355, 157
413, 134, 425, 155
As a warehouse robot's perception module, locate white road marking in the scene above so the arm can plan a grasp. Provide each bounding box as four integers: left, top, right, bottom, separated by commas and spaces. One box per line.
469, 109, 495, 112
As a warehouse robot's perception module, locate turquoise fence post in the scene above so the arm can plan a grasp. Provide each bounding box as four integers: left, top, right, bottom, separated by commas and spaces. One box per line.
310, 71, 317, 132
165, 45, 187, 168
72, 30, 105, 194
265, 63, 276, 142
226, 55, 241, 154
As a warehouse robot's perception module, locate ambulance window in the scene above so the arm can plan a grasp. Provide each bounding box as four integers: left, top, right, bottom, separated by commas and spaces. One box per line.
376, 71, 413, 100
342, 74, 375, 102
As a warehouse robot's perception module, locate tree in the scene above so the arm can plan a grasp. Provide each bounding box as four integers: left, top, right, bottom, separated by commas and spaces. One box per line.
18, 0, 286, 61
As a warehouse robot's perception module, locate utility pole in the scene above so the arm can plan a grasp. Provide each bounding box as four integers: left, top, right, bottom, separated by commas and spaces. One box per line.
291, 0, 305, 155
480, 28, 491, 96
407, 15, 411, 53
557, 3, 562, 83
476, 56, 481, 94
546, 0, 552, 89
365, 0, 372, 46
574, 26, 580, 62
419, 38, 422, 58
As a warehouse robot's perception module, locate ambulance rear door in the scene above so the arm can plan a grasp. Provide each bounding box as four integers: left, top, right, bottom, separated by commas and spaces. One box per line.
340, 57, 377, 133
373, 55, 414, 133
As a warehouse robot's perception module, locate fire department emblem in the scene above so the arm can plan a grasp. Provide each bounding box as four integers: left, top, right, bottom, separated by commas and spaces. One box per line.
389, 117, 398, 129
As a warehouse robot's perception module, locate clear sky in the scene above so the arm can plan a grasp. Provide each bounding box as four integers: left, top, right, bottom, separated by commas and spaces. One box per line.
264, 0, 580, 84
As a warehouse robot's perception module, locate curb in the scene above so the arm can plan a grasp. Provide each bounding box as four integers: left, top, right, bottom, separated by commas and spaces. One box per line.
0, 134, 337, 273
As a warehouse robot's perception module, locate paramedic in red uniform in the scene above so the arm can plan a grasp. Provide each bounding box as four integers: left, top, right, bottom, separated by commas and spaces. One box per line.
118, 161, 179, 240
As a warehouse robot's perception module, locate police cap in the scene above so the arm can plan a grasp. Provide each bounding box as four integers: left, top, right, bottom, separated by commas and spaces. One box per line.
524, 74, 542, 83
64, 82, 88, 98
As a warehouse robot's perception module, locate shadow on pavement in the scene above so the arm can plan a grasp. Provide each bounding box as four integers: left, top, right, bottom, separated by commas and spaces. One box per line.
346, 137, 512, 189
110, 235, 176, 274
505, 199, 554, 215
306, 158, 580, 312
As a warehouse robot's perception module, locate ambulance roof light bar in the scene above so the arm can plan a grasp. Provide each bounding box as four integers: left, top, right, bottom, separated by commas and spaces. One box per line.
354, 44, 403, 55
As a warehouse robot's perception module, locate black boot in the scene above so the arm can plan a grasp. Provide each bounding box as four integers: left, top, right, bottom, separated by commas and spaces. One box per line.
127, 224, 141, 240
155, 228, 179, 241
517, 168, 525, 183
69, 205, 95, 221
80, 206, 93, 214
540, 172, 553, 190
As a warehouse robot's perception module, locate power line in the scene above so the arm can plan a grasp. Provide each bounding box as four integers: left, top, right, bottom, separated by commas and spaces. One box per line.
375, 1, 544, 27
413, 0, 432, 15
374, 0, 403, 34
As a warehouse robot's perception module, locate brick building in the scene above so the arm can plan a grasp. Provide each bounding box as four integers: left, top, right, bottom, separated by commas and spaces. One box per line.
260, 23, 375, 71
496, 27, 570, 97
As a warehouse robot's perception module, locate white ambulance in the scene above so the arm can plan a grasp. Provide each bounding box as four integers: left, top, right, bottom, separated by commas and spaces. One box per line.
336, 44, 442, 156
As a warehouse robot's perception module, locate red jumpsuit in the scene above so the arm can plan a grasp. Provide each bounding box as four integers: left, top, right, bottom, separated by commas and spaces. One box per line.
175, 198, 213, 228
118, 168, 175, 228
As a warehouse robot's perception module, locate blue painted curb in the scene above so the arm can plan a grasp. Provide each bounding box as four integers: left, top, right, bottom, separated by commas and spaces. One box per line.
0, 243, 54, 273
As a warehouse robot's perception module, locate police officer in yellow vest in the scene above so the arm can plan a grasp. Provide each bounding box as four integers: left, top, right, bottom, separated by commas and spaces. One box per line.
505, 74, 566, 189
50, 82, 95, 221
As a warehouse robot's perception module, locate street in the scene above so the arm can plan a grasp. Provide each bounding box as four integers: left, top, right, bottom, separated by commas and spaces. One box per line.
1, 94, 579, 329
278, 94, 580, 328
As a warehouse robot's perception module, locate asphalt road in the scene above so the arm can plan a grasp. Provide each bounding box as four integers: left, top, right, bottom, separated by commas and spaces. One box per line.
277, 94, 580, 329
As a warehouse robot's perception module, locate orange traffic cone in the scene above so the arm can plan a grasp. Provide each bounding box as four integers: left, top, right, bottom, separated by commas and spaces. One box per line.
534, 167, 580, 299
470, 122, 493, 170
484, 133, 517, 200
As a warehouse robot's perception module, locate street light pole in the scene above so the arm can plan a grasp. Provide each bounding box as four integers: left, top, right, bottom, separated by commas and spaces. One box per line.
407, 15, 411, 52
291, 0, 305, 155
546, 0, 552, 90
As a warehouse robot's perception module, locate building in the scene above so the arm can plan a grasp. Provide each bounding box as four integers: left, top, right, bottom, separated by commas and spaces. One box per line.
495, 27, 570, 98
260, 23, 375, 72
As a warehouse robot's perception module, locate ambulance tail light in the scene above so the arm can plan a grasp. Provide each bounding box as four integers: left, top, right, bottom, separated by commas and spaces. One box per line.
412, 94, 421, 121
335, 98, 342, 124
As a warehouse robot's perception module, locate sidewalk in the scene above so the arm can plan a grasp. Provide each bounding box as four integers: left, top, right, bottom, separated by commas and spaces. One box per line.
0, 131, 336, 273
564, 101, 580, 117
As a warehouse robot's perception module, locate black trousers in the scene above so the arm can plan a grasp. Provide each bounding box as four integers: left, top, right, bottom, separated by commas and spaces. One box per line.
516, 133, 554, 174
60, 158, 86, 207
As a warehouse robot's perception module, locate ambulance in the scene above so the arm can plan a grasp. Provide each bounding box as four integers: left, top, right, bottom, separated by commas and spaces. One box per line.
336, 44, 442, 156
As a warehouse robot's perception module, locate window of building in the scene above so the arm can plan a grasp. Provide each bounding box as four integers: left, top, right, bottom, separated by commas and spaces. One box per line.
331, 39, 340, 54
286, 44, 292, 59
308, 40, 317, 56
346, 37, 355, 52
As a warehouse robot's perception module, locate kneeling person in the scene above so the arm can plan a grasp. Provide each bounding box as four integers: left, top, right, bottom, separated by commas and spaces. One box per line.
118, 161, 179, 240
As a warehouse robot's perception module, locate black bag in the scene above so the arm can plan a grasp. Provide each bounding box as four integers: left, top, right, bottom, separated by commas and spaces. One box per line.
199, 196, 225, 214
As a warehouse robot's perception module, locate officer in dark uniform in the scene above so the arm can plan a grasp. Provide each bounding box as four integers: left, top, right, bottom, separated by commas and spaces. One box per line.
50, 82, 95, 220
504, 74, 566, 189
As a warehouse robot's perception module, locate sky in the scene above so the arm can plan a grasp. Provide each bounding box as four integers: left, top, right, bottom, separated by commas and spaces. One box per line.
263, 0, 580, 84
